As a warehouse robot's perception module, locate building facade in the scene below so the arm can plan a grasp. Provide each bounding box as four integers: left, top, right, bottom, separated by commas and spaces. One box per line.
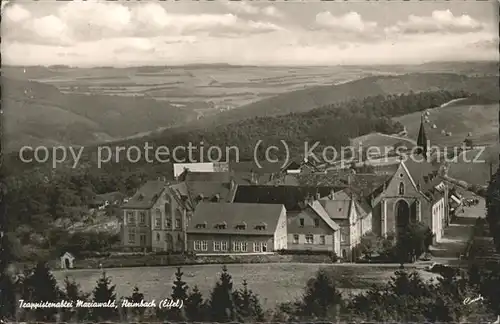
121, 180, 191, 252
319, 190, 372, 260
186, 202, 287, 254
287, 200, 341, 255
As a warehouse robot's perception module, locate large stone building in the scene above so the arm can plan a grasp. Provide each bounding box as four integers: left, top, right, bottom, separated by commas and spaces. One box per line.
186, 202, 288, 254
121, 180, 193, 252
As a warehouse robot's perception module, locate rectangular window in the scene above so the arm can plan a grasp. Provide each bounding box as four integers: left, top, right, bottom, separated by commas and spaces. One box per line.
341, 231, 346, 243
175, 218, 181, 230
140, 211, 147, 225
261, 242, 267, 252
155, 216, 161, 228
165, 217, 172, 229
319, 235, 326, 245
305, 234, 313, 244
221, 241, 228, 251
253, 242, 261, 253
127, 212, 136, 225
293, 234, 299, 244
314, 219, 320, 227
214, 241, 221, 252
299, 218, 304, 227
194, 241, 201, 251
128, 229, 136, 244
201, 241, 208, 251
233, 242, 244, 252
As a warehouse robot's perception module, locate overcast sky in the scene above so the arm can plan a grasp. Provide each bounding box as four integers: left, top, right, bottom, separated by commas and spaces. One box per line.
2, 0, 498, 66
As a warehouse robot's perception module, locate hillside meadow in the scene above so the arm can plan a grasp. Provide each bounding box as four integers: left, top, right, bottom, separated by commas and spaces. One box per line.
52, 263, 438, 309
394, 102, 499, 148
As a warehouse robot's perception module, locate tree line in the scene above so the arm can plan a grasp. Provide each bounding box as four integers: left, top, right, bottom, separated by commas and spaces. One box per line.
1, 260, 499, 322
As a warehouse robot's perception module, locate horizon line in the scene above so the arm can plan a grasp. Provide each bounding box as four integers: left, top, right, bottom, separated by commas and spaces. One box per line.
2, 60, 498, 69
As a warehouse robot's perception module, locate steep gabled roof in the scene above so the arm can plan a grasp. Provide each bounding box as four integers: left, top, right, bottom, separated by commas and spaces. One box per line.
319, 199, 351, 220
309, 200, 340, 231
187, 202, 285, 235
122, 180, 167, 209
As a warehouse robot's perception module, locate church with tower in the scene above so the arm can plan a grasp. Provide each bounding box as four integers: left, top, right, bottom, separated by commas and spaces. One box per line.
370, 113, 448, 243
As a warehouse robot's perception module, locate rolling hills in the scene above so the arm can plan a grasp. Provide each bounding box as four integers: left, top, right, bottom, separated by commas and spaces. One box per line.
2, 77, 198, 152
188, 73, 499, 128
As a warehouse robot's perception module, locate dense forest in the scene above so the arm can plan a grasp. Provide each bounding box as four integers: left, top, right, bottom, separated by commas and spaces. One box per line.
3, 89, 475, 236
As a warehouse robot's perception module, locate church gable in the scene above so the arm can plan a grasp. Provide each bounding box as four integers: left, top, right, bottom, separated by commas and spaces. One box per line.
383, 162, 420, 198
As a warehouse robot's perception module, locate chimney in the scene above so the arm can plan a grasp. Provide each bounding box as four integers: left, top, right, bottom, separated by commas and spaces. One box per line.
347, 173, 352, 185
328, 189, 335, 200
316, 192, 321, 200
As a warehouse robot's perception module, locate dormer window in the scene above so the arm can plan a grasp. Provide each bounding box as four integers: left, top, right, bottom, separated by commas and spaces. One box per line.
195, 222, 207, 229
255, 222, 267, 230
399, 182, 405, 195
215, 222, 227, 229
235, 222, 247, 230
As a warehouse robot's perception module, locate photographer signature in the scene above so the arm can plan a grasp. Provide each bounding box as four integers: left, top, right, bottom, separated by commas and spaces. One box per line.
463, 294, 484, 305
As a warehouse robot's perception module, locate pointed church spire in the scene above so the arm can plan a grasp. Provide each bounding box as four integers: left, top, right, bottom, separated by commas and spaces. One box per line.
416, 114, 428, 158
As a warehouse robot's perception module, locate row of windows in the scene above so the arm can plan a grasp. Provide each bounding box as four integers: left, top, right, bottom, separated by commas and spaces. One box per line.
128, 230, 147, 245
126, 205, 183, 225
299, 218, 321, 227
193, 241, 268, 252
127, 212, 182, 230
127, 211, 147, 225
292, 234, 326, 245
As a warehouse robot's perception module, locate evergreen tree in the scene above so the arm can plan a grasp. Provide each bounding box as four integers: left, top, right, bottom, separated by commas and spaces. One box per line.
301, 269, 342, 320
125, 286, 145, 321
91, 271, 118, 321
61, 276, 90, 322
486, 167, 500, 252
233, 279, 265, 322
209, 265, 236, 322
22, 262, 62, 322
0, 231, 20, 321
185, 285, 206, 322
169, 267, 189, 321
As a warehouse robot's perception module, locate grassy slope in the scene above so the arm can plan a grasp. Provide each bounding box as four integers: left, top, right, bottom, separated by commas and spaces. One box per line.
396, 100, 499, 186
2, 77, 197, 152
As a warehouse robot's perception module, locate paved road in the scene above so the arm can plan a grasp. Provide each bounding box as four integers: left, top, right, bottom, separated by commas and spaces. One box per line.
430, 195, 485, 265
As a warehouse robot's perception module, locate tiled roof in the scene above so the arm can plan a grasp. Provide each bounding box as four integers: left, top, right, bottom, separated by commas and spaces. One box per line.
232, 185, 336, 211
122, 180, 167, 209
403, 157, 440, 185
187, 202, 285, 235
181, 171, 232, 183
318, 199, 351, 220
294, 172, 348, 187
186, 181, 233, 203
231, 172, 274, 185
265, 174, 301, 186
309, 201, 340, 231
348, 173, 393, 199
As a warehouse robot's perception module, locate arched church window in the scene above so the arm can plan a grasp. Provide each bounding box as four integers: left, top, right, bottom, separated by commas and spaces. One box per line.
399, 182, 405, 195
